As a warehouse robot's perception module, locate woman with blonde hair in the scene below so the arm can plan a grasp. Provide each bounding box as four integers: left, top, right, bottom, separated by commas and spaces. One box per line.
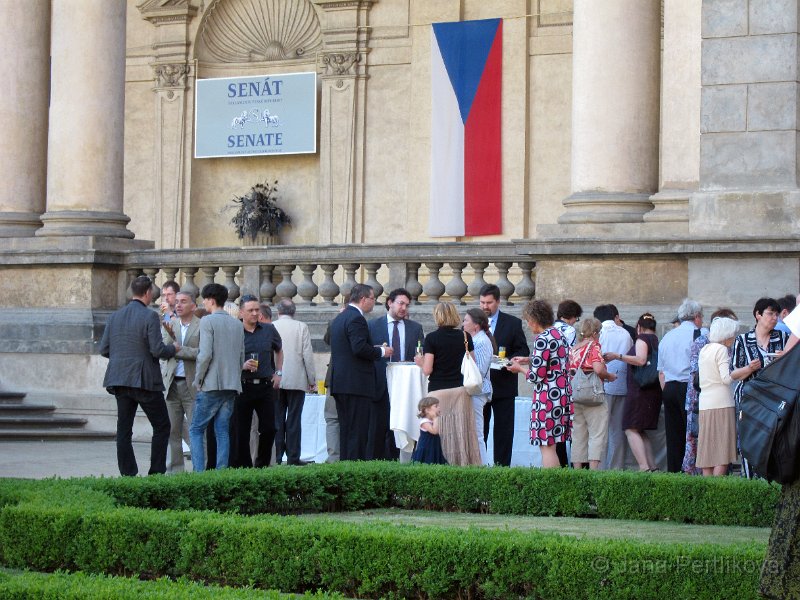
568, 317, 616, 470
414, 301, 481, 465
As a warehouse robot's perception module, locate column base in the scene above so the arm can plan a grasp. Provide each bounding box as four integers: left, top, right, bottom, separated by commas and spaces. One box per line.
35, 210, 134, 238
644, 189, 691, 223
0, 212, 42, 237
557, 192, 655, 224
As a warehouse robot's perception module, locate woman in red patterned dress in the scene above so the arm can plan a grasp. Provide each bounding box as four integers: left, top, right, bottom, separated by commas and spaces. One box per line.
508, 300, 573, 468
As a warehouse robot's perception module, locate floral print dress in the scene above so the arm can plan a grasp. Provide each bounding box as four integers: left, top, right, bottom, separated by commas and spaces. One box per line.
527, 326, 573, 446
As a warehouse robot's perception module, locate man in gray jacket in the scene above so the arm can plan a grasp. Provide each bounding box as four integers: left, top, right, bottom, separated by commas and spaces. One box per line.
189, 283, 245, 471
100, 275, 180, 476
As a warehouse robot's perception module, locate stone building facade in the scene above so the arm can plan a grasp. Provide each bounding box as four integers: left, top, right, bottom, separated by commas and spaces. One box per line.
0, 0, 798, 428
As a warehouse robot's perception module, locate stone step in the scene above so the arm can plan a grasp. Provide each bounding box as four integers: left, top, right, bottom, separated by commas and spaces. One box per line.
0, 416, 88, 429
0, 392, 26, 404
0, 403, 58, 416
0, 429, 116, 441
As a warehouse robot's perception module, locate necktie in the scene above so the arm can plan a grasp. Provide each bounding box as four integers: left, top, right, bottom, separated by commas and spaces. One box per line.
391, 320, 401, 362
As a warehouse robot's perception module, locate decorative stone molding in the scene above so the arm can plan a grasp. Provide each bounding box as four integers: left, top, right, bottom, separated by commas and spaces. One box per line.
319, 52, 361, 76
153, 63, 191, 88
199, 0, 322, 63
138, 0, 198, 26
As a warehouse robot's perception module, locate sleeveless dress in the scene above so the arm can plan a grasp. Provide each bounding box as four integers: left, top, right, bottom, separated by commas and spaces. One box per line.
621, 333, 662, 431
411, 418, 447, 464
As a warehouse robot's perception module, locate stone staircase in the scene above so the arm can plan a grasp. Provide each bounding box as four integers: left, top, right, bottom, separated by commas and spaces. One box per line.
0, 391, 115, 441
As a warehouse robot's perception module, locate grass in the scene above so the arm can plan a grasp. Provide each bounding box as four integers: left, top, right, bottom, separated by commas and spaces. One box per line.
297, 508, 771, 547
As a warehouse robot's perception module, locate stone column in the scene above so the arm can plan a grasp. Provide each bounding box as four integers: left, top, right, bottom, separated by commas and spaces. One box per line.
313, 0, 374, 244
38, 0, 133, 238
646, 0, 701, 223
0, 1, 50, 237
558, 0, 661, 224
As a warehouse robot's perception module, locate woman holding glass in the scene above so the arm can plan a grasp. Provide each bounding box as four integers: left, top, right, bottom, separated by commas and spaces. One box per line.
462, 307, 496, 465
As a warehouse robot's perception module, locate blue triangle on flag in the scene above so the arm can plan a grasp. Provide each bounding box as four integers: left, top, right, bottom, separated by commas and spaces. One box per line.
433, 18, 501, 125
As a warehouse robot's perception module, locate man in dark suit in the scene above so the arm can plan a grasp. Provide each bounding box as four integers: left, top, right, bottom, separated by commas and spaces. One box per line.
100, 275, 180, 476
480, 283, 530, 466
368, 288, 425, 460
329, 283, 393, 460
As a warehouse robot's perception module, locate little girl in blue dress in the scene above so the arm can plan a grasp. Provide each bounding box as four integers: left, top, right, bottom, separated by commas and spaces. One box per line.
411, 396, 447, 464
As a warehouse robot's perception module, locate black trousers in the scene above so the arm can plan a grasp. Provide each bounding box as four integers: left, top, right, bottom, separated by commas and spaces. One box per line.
366, 392, 399, 461
114, 386, 170, 476
231, 380, 276, 468
663, 381, 688, 473
275, 389, 305, 465
334, 393, 371, 461
483, 396, 516, 466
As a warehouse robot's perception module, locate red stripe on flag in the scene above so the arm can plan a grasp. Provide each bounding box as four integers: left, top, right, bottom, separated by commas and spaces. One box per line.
463, 21, 502, 236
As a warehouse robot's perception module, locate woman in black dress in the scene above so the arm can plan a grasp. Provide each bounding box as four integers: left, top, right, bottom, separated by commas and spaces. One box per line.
604, 313, 662, 471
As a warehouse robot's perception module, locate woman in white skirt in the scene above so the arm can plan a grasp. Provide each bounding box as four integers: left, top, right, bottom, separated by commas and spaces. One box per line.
696, 317, 739, 476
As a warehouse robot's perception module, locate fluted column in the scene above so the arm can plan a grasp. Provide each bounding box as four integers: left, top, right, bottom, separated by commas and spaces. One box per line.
0, 1, 50, 237
558, 0, 661, 224
646, 0, 700, 223
38, 0, 133, 238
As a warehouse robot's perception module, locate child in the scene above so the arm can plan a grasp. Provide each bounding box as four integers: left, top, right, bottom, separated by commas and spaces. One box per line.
411, 396, 447, 464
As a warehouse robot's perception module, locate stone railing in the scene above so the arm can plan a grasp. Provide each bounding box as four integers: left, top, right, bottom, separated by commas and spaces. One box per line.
124, 242, 536, 307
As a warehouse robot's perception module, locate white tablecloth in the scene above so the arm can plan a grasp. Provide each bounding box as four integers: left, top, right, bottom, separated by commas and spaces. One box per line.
485, 396, 545, 468
386, 363, 428, 452
298, 393, 328, 463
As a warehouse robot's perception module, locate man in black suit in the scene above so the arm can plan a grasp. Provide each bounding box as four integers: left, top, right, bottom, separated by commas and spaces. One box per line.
480, 283, 530, 466
329, 283, 393, 460
368, 288, 425, 460
100, 275, 180, 476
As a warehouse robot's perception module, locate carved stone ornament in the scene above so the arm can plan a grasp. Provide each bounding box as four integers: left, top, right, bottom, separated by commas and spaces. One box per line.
199, 0, 322, 62
138, 0, 198, 26
319, 52, 361, 76
154, 63, 191, 88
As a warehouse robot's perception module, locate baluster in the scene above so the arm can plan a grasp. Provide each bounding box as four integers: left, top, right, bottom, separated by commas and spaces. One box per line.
142, 268, 160, 306
516, 262, 536, 303
405, 262, 423, 305
297, 264, 319, 305
364, 263, 384, 302
445, 262, 468, 305
423, 262, 445, 303
259, 265, 276, 304
318, 263, 340, 305
162, 266, 178, 286
180, 267, 199, 298
467, 262, 489, 301
222, 266, 241, 303
275, 265, 297, 301
199, 266, 218, 290
495, 262, 514, 306
340, 263, 359, 302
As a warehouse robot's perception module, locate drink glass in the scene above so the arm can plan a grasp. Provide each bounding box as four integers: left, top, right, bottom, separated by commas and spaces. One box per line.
249, 352, 259, 369
317, 379, 326, 395
498, 346, 506, 359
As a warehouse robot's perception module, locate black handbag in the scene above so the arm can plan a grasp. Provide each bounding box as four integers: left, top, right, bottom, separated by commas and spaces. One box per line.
739, 345, 800, 484
632, 347, 659, 389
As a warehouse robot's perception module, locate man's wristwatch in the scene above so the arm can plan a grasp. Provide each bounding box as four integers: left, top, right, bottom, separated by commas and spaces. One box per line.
274, 370, 282, 376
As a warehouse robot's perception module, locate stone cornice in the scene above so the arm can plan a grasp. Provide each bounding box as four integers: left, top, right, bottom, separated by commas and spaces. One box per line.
313, 0, 376, 9
138, 0, 198, 26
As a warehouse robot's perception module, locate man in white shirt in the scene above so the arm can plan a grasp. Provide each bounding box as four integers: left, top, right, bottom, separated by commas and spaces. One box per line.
657, 298, 704, 473
594, 304, 633, 470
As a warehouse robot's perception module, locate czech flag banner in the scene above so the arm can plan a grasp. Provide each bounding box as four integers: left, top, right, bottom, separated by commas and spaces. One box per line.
430, 18, 502, 237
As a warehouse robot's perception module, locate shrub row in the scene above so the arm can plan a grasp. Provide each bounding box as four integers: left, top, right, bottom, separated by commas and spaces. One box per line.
0, 502, 767, 600
83, 462, 779, 527
0, 570, 342, 599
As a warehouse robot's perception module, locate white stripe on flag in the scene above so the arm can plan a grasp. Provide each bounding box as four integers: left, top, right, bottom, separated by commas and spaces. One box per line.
430, 31, 465, 237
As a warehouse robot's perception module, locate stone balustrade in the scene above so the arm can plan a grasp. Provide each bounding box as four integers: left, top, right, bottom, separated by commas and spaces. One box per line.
124, 242, 536, 308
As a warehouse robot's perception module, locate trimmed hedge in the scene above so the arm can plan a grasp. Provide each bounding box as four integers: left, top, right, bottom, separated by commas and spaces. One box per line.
0, 503, 766, 600
0, 570, 342, 599
83, 462, 779, 527
0, 465, 775, 599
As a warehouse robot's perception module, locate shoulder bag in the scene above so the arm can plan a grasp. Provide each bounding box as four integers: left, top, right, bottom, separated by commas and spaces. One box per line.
632, 341, 659, 389
460, 331, 484, 396
570, 342, 606, 407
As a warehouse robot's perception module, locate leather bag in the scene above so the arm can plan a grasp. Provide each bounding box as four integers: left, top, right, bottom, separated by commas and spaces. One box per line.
632, 346, 659, 389
739, 345, 800, 484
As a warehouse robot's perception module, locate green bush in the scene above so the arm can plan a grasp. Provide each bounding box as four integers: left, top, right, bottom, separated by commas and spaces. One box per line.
0, 570, 342, 599
84, 462, 779, 526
